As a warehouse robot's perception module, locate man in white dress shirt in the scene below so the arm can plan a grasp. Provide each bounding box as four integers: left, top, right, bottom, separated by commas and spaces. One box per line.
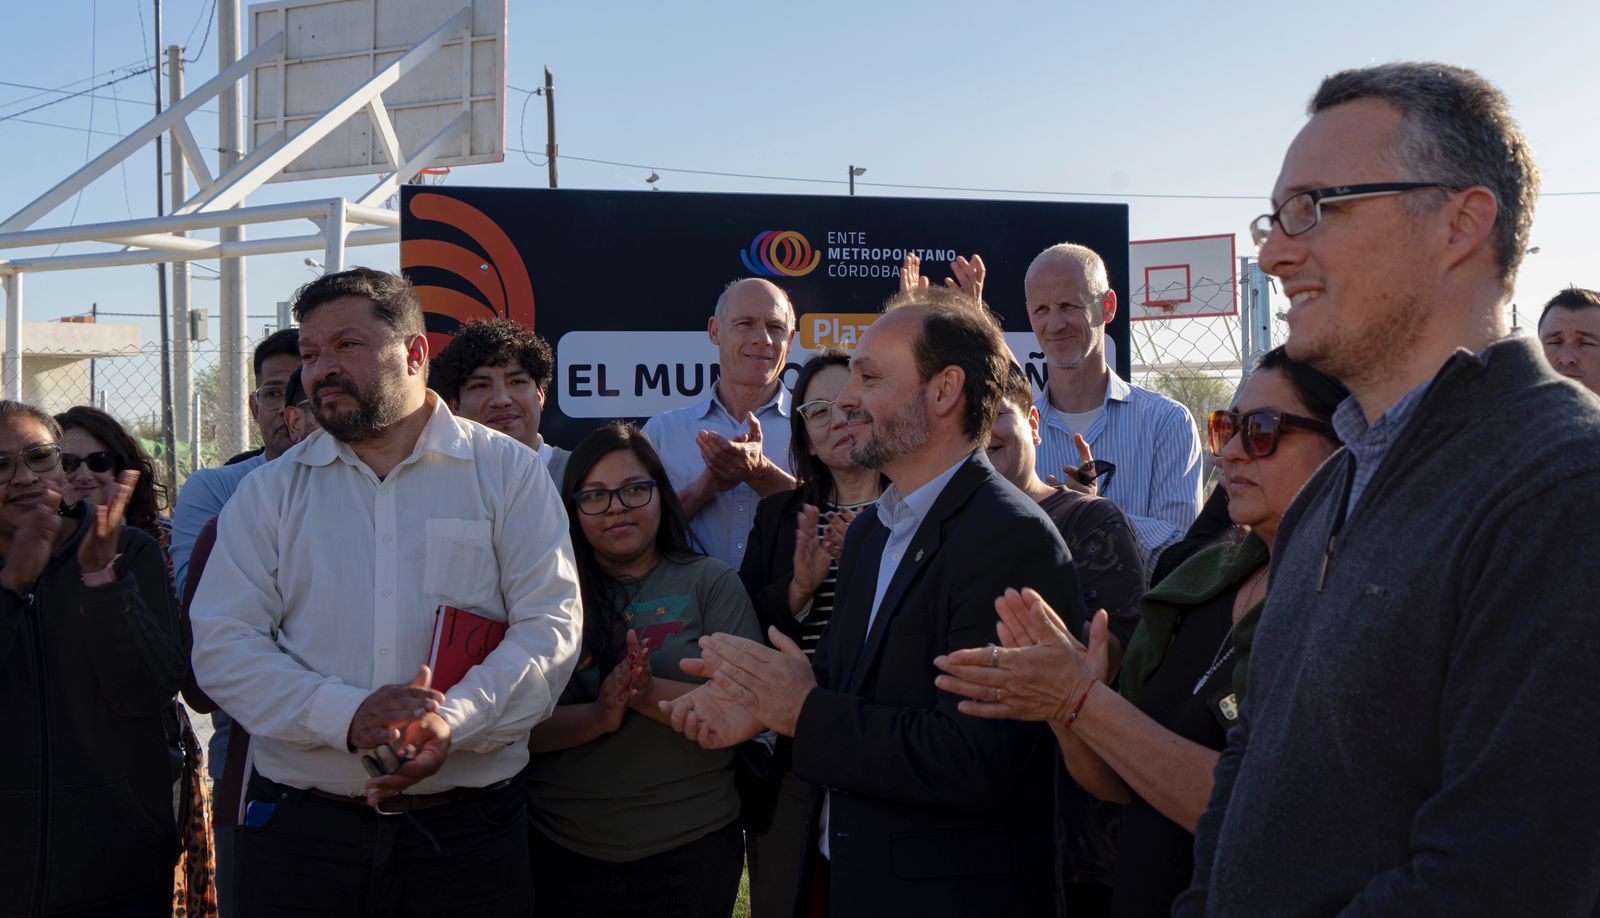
642, 277, 798, 568
190, 267, 582, 917
430, 317, 571, 486
1025, 243, 1205, 564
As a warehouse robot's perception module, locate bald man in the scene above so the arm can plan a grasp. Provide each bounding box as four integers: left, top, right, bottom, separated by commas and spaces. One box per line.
642, 278, 798, 568
1025, 244, 1204, 566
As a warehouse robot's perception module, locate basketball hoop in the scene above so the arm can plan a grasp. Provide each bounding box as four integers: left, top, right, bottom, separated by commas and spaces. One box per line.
418, 166, 452, 185
1144, 300, 1181, 318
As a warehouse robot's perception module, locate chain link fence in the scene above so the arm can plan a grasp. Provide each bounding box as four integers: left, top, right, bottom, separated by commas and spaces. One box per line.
1127, 271, 1261, 481
23, 339, 259, 493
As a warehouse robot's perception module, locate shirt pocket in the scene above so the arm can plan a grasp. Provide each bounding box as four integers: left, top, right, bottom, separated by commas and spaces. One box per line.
423, 518, 499, 611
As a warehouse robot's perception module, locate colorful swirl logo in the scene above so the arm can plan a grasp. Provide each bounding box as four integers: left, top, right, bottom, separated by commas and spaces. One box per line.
740, 230, 821, 278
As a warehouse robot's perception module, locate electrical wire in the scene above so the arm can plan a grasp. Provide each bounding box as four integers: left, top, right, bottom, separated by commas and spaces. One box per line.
53, 0, 99, 256
0, 55, 151, 114
0, 66, 156, 126
183, 0, 218, 62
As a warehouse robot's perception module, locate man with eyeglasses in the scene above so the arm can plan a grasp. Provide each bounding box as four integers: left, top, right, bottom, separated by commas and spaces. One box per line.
641, 278, 797, 568
1179, 64, 1600, 917
1023, 243, 1205, 571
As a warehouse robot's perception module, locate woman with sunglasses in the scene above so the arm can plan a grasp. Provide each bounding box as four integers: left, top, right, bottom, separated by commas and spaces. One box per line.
56, 406, 172, 564
735, 351, 884, 916
933, 346, 1347, 918
524, 422, 760, 918
0, 401, 186, 916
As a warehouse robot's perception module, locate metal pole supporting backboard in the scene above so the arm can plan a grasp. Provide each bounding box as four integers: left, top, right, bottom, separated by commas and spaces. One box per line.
218, 0, 249, 457
168, 44, 192, 448
3, 273, 21, 400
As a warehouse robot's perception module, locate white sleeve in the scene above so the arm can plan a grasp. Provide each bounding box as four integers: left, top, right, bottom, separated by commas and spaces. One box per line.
188, 472, 369, 751
434, 453, 583, 752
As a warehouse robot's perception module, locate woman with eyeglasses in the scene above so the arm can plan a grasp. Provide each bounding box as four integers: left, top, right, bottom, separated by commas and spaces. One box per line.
933, 346, 1347, 918
55, 406, 173, 565
0, 400, 186, 916
735, 350, 885, 917
523, 421, 760, 918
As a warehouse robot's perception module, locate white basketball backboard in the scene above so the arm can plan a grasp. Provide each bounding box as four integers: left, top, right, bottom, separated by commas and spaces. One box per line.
248, 0, 506, 182
1129, 233, 1237, 321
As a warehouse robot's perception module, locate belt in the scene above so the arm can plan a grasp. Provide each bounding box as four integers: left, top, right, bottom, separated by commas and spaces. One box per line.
304, 778, 513, 813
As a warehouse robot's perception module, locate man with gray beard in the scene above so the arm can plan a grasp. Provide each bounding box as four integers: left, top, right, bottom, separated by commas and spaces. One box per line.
663, 287, 1086, 917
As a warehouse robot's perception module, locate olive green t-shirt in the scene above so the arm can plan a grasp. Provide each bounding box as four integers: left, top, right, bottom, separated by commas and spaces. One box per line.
525, 554, 760, 862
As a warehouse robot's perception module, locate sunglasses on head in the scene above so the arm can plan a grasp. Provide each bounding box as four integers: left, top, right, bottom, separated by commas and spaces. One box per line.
1208, 407, 1334, 459
62, 450, 116, 475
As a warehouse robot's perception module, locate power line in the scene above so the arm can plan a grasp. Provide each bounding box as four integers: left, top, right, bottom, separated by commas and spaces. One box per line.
183, 0, 218, 62
0, 54, 152, 114
0, 79, 217, 116
5, 115, 123, 137
0, 66, 156, 126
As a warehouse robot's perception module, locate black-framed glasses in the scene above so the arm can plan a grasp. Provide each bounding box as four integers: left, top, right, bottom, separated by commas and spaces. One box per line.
62, 450, 116, 475
573, 481, 658, 515
1208, 408, 1334, 459
0, 443, 62, 484
1073, 458, 1116, 494
796, 398, 839, 427
253, 383, 288, 410
1249, 182, 1454, 247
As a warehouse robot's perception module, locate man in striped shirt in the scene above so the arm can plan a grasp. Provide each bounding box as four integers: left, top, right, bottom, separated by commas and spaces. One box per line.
1025, 243, 1205, 565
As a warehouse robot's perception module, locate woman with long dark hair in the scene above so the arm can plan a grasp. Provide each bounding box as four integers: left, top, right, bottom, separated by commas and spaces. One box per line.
935, 346, 1349, 917
524, 422, 759, 918
55, 406, 171, 551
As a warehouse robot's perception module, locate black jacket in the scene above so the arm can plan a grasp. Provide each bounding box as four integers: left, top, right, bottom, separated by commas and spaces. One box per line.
0, 507, 187, 916
791, 452, 1087, 917
737, 488, 809, 643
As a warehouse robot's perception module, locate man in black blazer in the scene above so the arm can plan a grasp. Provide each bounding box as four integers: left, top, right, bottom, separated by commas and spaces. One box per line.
666, 290, 1087, 917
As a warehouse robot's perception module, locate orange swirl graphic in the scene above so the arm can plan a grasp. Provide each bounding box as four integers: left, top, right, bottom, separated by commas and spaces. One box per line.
402, 193, 536, 352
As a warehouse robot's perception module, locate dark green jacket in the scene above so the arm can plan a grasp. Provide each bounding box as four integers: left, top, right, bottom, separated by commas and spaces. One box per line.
1119, 531, 1267, 706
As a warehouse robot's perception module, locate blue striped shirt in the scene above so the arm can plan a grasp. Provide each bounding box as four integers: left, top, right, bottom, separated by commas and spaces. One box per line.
641, 385, 793, 569
1034, 372, 1204, 560
1330, 381, 1431, 521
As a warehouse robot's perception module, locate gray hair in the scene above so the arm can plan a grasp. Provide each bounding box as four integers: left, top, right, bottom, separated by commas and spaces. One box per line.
713, 277, 796, 330
1024, 243, 1110, 298
1311, 62, 1539, 291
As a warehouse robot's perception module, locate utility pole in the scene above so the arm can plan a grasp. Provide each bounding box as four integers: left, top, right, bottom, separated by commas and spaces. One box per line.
154, 1, 178, 491
544, 66, 558, 188
849, 165, 866, 195
218, 0, 248, 458
167, 44, 192, 455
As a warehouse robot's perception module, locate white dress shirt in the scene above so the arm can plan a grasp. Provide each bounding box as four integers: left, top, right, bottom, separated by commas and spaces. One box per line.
640, 384, 793, 568
1035, 371, 1204, 561
820, 452, 970, 858
189, 393, 583, 797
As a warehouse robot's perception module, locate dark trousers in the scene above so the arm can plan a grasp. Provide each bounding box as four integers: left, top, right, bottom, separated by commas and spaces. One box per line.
237, 774, 532, 918
746, 774, 812, 918
528, 818, 744, 918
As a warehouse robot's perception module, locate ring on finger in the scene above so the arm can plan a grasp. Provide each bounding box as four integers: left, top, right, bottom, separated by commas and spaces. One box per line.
989, 644, 999, 668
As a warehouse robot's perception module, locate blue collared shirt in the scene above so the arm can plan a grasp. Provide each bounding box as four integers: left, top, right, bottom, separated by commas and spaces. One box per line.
641, 385, 793, 569
1035, 371, 1204, 560
171, 452, 268, 595
1331, 381, 1431, 520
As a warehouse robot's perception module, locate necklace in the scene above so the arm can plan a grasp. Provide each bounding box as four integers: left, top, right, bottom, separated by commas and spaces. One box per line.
1192, 567, 1266, 695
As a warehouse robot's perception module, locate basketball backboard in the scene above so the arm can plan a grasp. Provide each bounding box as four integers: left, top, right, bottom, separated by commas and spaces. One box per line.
248, 0, 506, 182
1129, 233, 1237, 321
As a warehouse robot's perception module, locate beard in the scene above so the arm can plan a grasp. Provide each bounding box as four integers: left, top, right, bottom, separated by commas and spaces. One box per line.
311, 370, 408, 444
1287, 287, 1423, 394
848, 397, 930, 470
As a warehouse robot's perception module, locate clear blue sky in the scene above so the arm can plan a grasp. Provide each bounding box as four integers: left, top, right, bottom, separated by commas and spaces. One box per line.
3, 0, 1596, 341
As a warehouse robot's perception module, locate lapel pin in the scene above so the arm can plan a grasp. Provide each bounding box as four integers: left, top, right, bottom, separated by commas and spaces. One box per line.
914, 549, 924, 562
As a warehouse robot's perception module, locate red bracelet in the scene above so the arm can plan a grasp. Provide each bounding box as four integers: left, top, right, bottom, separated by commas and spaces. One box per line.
1063, 680, 1097, 731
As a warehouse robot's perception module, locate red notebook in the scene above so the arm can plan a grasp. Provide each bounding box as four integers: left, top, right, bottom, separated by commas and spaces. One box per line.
426, 605, 508, 693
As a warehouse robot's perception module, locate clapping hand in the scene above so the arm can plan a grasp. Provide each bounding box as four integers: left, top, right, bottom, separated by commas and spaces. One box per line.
697, 414, 769, 487
661, 676, 767, 750
900, 252, 985, 303
0, 484, 63, 593
932, 588, 1109, 722
623, 630, 655, 713
78, 470, 138, 574
788, 504, 833, 614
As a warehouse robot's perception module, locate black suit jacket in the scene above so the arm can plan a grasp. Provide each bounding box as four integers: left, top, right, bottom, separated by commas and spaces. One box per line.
790, 451, 1087, 918
737, 488, 810, 644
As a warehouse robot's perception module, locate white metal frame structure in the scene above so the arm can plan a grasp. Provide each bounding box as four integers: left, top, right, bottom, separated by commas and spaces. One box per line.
0, 2, 492, 454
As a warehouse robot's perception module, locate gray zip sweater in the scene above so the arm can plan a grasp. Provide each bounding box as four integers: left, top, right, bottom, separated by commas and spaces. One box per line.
1181, 337, 1600, 917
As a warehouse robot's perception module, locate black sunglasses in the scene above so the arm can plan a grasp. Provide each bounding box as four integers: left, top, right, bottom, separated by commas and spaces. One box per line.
1208, 408, 1334, 459
62, 450, 117, 475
